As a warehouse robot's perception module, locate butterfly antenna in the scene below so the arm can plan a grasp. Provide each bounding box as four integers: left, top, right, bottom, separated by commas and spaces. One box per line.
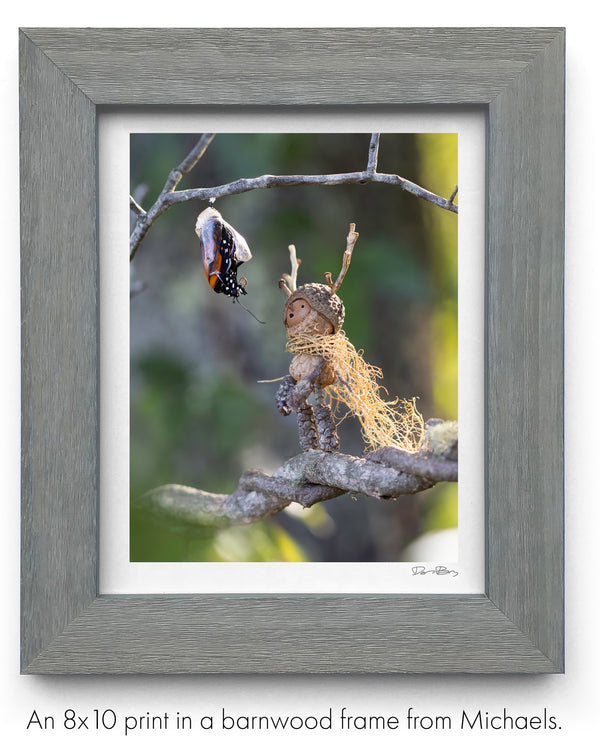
235, 296, 266, 324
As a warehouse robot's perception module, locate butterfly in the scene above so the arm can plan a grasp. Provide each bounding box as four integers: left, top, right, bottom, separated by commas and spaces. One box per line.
195, 207, 252, 299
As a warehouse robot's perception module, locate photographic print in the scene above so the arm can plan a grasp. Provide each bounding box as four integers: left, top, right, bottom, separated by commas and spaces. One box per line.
129, 132, 458, 564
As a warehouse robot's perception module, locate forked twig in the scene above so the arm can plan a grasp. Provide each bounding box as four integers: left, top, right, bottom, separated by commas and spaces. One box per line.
130, 133, 215, 261
279, 244, 302, 295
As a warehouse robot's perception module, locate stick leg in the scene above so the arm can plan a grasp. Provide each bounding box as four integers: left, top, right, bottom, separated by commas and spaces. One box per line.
313, 402, 340, 452
276, 375, 297, 416
296, 403, 319, 451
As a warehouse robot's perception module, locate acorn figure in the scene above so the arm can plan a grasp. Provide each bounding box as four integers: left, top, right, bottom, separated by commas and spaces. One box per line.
276, 225, 354, 452
277, 281, 346, 451
276, 223, 424, 455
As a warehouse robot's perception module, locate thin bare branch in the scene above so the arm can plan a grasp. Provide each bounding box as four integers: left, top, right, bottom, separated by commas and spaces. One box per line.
134, 425, 458, 531
129, 195, 146, 217
163, 133, 216, 192
367, 133, 380, 173
447, 185, 459, 207
130, 133, 216, 261
166, 170, 458, 212
129, 135, 458, 261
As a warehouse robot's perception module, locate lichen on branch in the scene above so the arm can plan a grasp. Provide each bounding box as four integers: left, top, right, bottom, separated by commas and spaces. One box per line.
134, 421, 458, 532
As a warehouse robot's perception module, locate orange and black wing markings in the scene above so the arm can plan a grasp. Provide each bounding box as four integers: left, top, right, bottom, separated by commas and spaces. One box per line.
195, 208, 250, 299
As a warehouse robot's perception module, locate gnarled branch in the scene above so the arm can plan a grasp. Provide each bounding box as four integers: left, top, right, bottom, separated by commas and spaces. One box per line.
134, 425, 458, 532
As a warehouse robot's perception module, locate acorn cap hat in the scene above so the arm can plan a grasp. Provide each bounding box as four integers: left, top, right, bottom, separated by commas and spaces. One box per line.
284, 282, 345, 332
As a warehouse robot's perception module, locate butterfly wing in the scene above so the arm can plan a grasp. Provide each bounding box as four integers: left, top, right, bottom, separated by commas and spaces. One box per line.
196, 208, 224, 290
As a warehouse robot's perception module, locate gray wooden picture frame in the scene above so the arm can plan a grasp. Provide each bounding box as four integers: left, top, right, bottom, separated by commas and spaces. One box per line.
20, 27, 565, 674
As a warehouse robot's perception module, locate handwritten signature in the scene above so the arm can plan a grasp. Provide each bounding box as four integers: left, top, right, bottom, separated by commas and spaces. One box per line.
411, 565, 459, 577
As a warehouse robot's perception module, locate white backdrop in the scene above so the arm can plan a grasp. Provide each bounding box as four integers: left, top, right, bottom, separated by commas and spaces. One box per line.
2, 5, 595, 748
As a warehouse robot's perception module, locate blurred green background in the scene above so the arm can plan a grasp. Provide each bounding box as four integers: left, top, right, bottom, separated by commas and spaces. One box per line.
130, 133, 457, 562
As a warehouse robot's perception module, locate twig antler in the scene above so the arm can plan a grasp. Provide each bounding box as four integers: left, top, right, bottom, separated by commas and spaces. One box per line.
278, 244, 302, 296
324, 223, 359, 293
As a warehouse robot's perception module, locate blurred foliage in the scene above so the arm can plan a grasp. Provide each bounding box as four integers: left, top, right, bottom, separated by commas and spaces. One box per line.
415, 133, 459, 534
130, 133, 458, 562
